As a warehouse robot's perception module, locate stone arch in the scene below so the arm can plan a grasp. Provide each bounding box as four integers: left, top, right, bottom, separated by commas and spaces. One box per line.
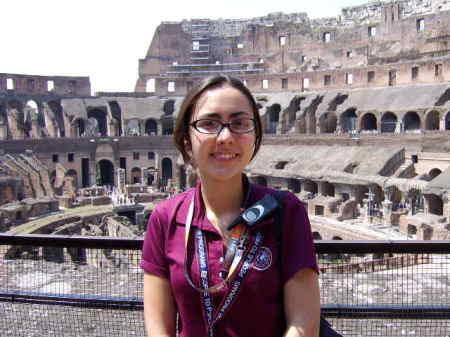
72, 118, 85, 137
145, 119, 158, 135
161, 158, 173, 187
381, 112, 397, 133
285, 96, 305, 132
287, 178, 301, 193
266, 104, 281, 134
425, 110, 440, 130
97, 160, 114, 186
163, 100, 175, 116
340, 108, 357, 133
403, 111, 421, 131
429, 168, 442, 180
87, 108, 108, 137
108, 101, 122, 136
445, 111, 450, 130
131, 167, 141, 184
47, 100, 65, 137
360, 112, 377, 131
319, 112, 337, 133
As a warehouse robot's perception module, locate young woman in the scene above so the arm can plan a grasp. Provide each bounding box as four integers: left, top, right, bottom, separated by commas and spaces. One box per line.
141, 75, 320, 337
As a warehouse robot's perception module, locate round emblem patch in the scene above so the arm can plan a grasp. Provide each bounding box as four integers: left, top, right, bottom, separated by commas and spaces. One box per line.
253, 246, 272, 271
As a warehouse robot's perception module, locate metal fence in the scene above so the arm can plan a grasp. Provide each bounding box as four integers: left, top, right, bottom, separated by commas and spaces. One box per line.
0, 234, 449, 337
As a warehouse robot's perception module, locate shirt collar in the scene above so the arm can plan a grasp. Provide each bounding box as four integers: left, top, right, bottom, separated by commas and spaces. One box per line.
175, 174, 254, 232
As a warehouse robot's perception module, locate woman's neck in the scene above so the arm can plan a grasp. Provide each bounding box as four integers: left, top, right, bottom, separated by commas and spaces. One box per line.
200, 175, 244, 234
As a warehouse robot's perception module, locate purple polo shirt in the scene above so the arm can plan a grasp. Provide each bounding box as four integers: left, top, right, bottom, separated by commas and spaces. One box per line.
141, 178, 318, 337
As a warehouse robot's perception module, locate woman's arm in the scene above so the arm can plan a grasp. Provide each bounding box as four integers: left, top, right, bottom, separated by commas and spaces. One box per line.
283, 268, 320, 337
143, 272, 177, 337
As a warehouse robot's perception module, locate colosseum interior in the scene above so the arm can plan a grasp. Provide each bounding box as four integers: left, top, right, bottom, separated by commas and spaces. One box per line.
1, 0, 450, 241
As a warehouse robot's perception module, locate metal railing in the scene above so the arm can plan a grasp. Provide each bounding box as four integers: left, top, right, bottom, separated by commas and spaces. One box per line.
0, 234, 449, 337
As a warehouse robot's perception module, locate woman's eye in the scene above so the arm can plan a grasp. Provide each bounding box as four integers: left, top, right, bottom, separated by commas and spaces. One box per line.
199, 120, 218, 129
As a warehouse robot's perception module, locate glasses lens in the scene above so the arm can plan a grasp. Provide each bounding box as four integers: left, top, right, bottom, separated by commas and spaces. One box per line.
230, 118, 254, 133
195, 119, 221, 133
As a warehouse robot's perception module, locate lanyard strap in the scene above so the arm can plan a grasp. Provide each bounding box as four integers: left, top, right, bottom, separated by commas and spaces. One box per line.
184, 198, 248, 293
183, 196, 264, 337
197, 229, 264, 337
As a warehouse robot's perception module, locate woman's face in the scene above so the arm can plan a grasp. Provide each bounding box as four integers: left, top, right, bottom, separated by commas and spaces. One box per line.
187, 85, 256, 185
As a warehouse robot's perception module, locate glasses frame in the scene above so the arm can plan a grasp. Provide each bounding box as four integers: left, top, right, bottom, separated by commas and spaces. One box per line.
190, 118, 256, 135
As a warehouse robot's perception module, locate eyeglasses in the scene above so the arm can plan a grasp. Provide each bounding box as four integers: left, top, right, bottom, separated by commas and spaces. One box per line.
190, 118, 256, 134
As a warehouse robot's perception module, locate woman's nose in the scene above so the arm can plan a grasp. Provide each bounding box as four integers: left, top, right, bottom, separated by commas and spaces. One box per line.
216, 124, 234, 142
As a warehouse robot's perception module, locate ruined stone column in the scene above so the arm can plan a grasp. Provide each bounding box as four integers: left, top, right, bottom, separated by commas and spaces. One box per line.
382, 200, 392, 225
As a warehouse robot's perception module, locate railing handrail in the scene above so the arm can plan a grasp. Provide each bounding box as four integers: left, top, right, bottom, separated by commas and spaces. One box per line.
0, 234, 449, 253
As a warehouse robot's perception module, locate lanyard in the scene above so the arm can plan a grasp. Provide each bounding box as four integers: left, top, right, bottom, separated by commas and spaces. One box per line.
183, 196, 264, 336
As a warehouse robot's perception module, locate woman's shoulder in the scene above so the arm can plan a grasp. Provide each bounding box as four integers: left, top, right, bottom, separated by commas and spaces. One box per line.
251, 184, 304, 207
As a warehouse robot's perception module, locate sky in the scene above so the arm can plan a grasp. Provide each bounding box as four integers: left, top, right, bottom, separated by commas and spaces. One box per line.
0, 0, 372, 94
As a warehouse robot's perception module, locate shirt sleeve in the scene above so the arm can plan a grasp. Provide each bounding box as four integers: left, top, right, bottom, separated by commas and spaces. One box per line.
281, 192, 319, 284
140, 206, 170, 279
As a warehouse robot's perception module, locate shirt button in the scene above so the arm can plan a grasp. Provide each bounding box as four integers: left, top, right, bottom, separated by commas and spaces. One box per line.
219, 257, 224, 263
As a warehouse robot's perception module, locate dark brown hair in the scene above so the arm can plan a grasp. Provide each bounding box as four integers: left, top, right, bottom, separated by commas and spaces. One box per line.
173, 75, 262, 164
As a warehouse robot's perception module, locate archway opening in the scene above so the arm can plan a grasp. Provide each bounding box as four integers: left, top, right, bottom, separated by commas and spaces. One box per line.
97, 160, 114, 186
403, 111, 421, 131
87, 108, 108, 136
161, 158, 173, 187
427, 194, 443, 216
131, 167, 141, 184
126, 119, 140, 136
163, 100, 175, 116
287, 178, 301, 193
381, 112, 397, 133
303, 180, 318, 195
425, 110, 440, 130
319, 112, 337, 133
266, 104, 281, 134
254, 176, 267, 187
145, 119, 158, 135
360, 113, 377, 131
340, 108, 357, 133
162, 118, 174, 135
446, 111, 450, 130
74, 118, 85, 137
429, 168, 442, 180
321, 182, 335, 197
109, 101, 122, 136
